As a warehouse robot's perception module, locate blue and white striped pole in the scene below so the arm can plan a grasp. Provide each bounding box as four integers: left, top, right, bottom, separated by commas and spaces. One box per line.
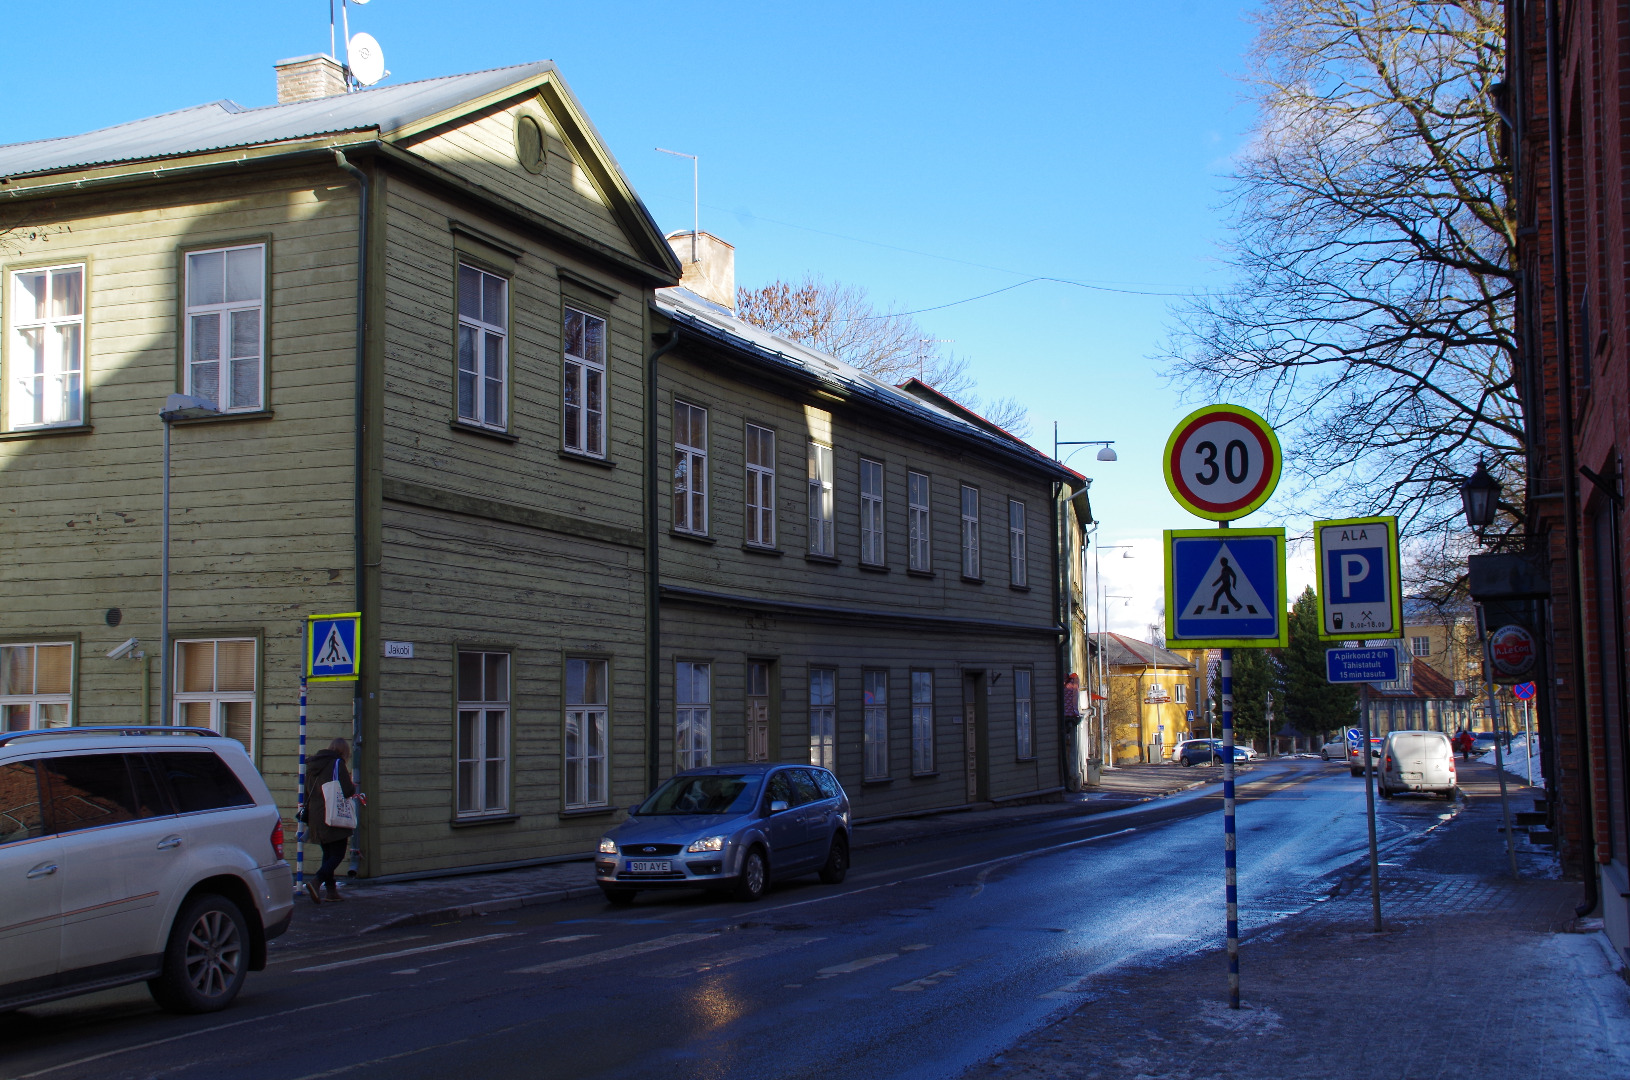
296, 673, 307, 889
1221, 646, 1239, 1010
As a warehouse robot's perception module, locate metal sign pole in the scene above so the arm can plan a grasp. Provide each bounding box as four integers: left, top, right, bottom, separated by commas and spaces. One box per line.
1360, 682, 1382, 931
297, 672, 308, 889
1220, 645, 1239, 1010
1523, 698, 1534, 786
1482, 635, 1521, 880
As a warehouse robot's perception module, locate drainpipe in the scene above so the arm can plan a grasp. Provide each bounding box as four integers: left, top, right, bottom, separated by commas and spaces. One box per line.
333, 149, 369, 876
1053, 483, 1077, 791
646, 329, 680, 792
1543, 0, 1598, 917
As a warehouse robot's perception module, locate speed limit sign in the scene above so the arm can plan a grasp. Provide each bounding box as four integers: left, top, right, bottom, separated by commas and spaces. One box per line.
1164, 404, 1282, 521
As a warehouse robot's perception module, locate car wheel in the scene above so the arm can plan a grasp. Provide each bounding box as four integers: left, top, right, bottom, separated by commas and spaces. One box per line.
818, 834, 849, 885
735, 847, 769, 902
148, 894, 249, 1014
600, 886, 637, 905
1350, 767, 1361, 777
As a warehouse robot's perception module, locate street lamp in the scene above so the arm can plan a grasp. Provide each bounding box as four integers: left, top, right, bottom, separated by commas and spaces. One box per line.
160, 393, 219, 723
1460, 459, 1500, 532
1053, 423, 1118, 464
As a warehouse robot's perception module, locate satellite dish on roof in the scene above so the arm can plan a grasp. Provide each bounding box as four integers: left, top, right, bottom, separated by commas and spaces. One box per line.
347, 32, 385, 86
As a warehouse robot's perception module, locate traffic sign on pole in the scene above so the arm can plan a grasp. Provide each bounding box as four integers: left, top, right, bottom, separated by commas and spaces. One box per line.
1512, 681, 1537, 700
1163, 405, 1283, 521
306, 612, 361, 681
1314, 516, 1402, 640
1164, 528, 1288, 648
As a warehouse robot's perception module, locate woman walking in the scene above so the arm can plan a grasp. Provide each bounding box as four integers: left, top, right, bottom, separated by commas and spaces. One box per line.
306, 737, 357, 904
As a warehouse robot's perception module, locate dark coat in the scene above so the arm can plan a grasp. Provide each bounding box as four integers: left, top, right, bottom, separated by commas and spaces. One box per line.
306, 749, 357, 844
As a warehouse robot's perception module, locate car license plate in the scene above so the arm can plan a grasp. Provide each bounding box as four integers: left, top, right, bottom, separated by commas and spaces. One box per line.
627, 860, 670, 873
1404, 771, 1422, 779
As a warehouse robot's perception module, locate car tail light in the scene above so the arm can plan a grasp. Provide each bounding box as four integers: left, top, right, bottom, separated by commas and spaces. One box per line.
1384, 755, 1393, 770
271, 819, 285, 860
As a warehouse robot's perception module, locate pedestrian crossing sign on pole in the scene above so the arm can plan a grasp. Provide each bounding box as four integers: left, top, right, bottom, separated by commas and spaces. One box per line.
1164, 528, 1288, 648
306, 612, 361, 681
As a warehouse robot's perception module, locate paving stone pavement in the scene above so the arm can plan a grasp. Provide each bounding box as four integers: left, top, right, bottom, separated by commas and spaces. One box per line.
961, 762, 1630, 1080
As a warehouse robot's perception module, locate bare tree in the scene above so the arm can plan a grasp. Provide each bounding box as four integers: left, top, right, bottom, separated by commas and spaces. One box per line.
1165, 0, 1519, 570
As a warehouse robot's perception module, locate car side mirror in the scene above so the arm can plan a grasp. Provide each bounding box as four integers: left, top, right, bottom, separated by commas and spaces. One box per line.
769, 799, 789, 813
627, 804, 641, 816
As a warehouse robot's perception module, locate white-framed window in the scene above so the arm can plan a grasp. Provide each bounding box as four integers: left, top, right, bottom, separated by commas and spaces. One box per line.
808, 442, 835, 556
911, 670, 935, 775
173, 638, 255, 751
1174, 682, 1187, 704
9, 264, 84, 430
1014, 668, 1033, 760
456, 650, 509, 817
0, 642, 73, 731
860, 459, 885, 566
1411, 636, 1431, 657
908, 471, 932, 572
676, 661, 712, 770
747, 660, 772, 762
745, 423, 776, 547
673, 401, 708, 535
809, 667, 836, 769
456, 263, 507, 430
565, 658, 608, 809
185, 245, 265, 413
563, 306, 606, 456
961, 484, 981, 579
863, 669, 889, 780
1009, 499, 1027, 586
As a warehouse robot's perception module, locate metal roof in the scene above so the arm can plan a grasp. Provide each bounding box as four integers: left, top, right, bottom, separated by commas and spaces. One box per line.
654, 286, 1074, 481
1089, 633, 1196, 670
0, 61, 558, 179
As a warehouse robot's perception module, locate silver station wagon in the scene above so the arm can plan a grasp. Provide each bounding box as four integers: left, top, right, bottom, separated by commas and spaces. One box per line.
596, 763, 851, 904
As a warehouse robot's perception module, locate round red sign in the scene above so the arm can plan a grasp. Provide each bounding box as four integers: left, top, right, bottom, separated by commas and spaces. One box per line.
1163, 405, 1283, 521
1489, 625, 1537, 678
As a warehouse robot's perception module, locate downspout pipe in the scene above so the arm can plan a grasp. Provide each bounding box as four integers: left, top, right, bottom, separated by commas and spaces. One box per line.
334, 149, 369, 875
646, 329, 680, 792
1542, 0, 1599, 917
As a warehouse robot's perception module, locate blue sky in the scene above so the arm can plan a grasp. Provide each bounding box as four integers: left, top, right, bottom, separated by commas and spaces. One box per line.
0, 0, 1302, 635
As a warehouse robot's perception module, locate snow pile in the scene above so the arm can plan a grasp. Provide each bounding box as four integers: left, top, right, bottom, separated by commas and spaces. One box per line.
1479, 736, 1544, 788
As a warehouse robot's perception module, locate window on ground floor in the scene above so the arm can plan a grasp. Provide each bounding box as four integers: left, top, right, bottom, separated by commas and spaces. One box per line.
565, 658, 608, 810
863, 669, 888, 779
457, 650, 509, 817
676, 661, 712, 770
173, 639, 254, 752
809, 667, 836, 770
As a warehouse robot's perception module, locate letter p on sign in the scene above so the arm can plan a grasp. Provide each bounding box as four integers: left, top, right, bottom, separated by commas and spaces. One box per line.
1340, 553, 1371, 597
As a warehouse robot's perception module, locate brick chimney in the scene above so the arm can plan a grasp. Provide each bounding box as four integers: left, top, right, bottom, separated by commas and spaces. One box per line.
665, 231, 735, 312
275, 55, 347, 104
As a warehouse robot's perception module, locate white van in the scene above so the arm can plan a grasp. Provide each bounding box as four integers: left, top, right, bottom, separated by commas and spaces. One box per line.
1378, 730, 1457, 799
0, 727, 294, 1014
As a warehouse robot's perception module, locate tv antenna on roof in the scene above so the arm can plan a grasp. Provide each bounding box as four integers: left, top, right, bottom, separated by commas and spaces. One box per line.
330, 0, 388, 90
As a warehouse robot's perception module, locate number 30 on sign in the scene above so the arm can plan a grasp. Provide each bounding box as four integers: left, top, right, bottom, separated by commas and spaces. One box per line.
1163, 404, 1283, 522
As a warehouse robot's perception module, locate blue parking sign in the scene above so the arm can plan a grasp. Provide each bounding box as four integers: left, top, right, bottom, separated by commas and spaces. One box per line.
307, 612, 361, 681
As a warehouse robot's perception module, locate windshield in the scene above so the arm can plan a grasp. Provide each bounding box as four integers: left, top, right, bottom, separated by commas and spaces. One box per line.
637, 774, 760, 815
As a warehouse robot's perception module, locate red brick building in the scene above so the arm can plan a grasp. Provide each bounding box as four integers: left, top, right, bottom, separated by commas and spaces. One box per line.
1507, 0, 1630, 963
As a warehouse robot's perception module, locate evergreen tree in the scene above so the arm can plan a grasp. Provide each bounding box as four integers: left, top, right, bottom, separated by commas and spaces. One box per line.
1282, 586, 1357, 738
1211, 645, 1281, 745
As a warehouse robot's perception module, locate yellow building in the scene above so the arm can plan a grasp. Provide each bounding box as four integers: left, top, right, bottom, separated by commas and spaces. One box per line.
1091, 634, 1198, 763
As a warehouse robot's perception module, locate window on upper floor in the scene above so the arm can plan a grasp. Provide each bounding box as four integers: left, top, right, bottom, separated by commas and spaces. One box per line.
1174, 682, 1187, 704
860, 459, 885, 566
563, 306, 606, 456
961, 484, 981, 580
456, 263, 507, 431
1009, 499, 1028, 586
1411, 636, 1431, 657
673, 401, 708, 535
8, 264, 84, 430
908, 471, 932, 572
185, 245, 265, 413
808, 442, 835, 557
745, 424, 776, 548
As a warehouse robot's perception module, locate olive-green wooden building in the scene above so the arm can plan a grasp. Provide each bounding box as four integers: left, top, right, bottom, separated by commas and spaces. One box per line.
0, 59, 681, 878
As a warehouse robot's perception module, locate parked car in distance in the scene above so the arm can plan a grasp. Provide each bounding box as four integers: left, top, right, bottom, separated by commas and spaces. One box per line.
1378, 730, 1457, 799
0, 727, 294, 1015
1350, 737, 1383, 777
1178, 740, 1243, 767
596, 763, 850, 904
1471, 732, 1511, 756
1169, 738, 1214, 763
1320, 737, 1350, 761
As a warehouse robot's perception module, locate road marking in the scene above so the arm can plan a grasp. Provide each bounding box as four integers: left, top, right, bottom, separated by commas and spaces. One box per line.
652, 936, 825, 978
817, 952, 901, 977
900, 943, 930, 951
270, 934, 429, 965
292, 933, 518, 973
893, 969, 958, 992
539, 934, 597, 944
510, 932, 717, 975
10, 994, 376, 1079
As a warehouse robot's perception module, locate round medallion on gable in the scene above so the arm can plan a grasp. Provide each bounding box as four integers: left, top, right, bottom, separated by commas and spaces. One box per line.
515, 115, 546, 174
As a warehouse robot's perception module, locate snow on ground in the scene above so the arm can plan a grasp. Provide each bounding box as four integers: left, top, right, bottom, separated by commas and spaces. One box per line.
1480, 736, 1544, 788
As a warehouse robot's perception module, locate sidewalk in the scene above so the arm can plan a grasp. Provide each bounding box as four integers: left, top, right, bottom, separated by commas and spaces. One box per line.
272, 760, 1266, 949
962, 761, 1630, 1080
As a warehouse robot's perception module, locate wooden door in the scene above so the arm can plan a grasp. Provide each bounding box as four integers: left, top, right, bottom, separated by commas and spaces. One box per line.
746, 661, 770, 762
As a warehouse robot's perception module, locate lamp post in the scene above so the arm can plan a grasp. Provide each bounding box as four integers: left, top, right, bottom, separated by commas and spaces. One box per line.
1460, 461, 1521, 880
1056, 432, 1119, 770
160, 393, 219, 723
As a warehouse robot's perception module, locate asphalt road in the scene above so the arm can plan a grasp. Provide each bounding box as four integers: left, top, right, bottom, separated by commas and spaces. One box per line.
0, 759, 1461, 1080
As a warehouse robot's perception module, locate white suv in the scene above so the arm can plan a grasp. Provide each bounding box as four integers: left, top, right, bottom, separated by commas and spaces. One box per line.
0, 727, 294, 1014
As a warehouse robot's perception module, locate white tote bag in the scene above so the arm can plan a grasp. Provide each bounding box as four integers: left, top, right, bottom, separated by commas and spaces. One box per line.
322, 760, 358, 829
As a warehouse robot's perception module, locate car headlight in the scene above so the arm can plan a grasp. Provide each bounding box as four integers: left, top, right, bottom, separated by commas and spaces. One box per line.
599, 837, 618, 855
687, 835, 725, 853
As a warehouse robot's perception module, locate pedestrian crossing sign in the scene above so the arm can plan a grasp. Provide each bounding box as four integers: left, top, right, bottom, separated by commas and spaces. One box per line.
306, 612, 361, 681
1164, 528, 1287, 648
